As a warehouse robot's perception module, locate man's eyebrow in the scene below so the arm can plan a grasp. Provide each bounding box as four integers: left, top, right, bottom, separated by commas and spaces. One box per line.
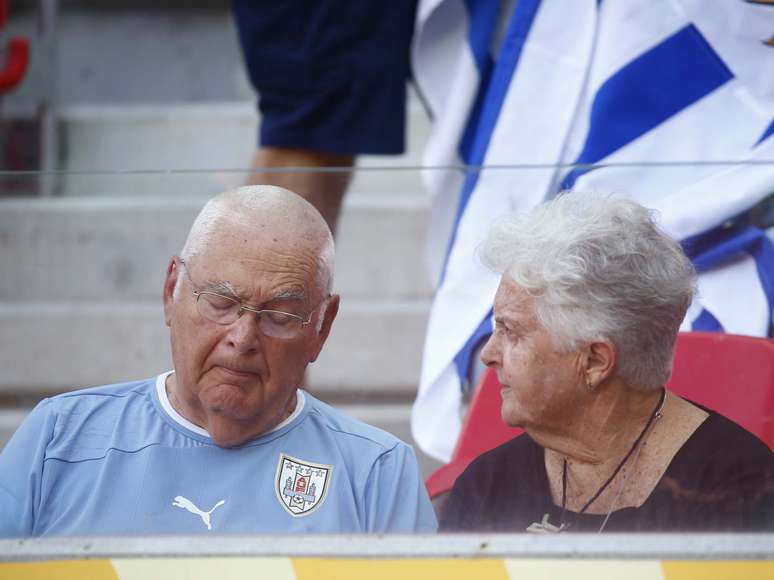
202, 280, 238, 297
200, 280, 306, 304
270, 288, 306, 303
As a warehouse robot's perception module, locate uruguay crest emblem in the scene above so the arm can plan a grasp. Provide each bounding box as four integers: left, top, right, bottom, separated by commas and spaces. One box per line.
275, 453, 333, 517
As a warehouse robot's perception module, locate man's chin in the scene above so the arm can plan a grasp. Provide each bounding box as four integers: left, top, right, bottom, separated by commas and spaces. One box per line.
202, 383, 255, 412
205, 414, 265, 447
209, 429, 253, 448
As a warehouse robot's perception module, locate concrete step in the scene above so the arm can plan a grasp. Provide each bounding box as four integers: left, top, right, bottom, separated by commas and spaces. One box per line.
0, 195, 433, 396
0, 195, 433, 302
55, 102, 431, 198
5, 8, 253, 110
0, 298, 430, 397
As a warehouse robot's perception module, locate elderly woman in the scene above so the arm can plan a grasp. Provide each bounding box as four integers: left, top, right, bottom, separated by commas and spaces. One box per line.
440, 193, 774, 532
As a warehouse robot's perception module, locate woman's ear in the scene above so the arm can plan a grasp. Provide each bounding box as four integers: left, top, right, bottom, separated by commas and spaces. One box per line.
584, 339, 616, 389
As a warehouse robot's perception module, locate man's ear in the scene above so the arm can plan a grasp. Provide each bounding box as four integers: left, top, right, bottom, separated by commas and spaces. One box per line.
584, 339, 616, 389
163, 257, 179, 327
309, 294, 340, 363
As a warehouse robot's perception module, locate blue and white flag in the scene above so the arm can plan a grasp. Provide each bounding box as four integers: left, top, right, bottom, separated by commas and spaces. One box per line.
411, 0, 774, 461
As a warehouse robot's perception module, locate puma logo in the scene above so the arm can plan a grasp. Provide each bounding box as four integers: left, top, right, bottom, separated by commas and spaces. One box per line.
172, 495, 226, 530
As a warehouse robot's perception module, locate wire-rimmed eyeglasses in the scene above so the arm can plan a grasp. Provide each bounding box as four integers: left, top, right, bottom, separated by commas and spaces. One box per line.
179, 258, 324, 340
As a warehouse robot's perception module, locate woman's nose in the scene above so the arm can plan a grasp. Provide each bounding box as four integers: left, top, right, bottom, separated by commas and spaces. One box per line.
480, 334, 501, 368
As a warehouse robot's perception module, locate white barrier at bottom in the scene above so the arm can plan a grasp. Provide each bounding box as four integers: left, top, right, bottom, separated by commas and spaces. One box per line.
0, 534, 772, 580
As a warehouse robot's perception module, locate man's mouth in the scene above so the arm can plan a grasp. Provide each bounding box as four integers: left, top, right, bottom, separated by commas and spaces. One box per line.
216, 365, 260, 380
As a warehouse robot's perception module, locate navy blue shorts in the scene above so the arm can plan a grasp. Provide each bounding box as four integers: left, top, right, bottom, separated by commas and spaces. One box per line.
232, 0, 417, 156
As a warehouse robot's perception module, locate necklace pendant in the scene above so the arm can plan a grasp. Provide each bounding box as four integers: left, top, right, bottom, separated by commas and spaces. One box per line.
526, 513, 568, 534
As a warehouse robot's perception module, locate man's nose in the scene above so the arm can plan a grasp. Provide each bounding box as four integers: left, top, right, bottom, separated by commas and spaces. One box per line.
480, 334, 500, 368
225, 310, 262, 352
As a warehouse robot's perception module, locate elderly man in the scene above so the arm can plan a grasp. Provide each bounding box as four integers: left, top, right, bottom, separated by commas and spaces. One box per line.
0, 186, 436, 536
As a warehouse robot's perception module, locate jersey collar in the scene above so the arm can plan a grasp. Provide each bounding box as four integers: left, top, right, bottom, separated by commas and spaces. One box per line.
154, 370, 306, 441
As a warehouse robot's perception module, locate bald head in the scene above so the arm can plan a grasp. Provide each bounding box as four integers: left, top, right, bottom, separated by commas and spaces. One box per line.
181, 185, 335, 293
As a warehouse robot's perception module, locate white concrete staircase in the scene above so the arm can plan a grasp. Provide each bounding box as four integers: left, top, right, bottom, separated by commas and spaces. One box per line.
0, 105, 441, 473
0, 193, 435, 457
0, 193, 433, 393
0, 4, 443, 474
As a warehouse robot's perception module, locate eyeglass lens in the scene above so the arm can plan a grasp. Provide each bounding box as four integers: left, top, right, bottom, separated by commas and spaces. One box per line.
196, 292, 304, 339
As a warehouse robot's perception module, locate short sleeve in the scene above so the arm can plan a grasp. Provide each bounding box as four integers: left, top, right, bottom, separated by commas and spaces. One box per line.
0, 399, 57, 537
362, 443, 437, 532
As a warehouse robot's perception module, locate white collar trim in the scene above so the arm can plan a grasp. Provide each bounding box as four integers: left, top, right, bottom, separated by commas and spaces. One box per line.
155, 371, 305, 440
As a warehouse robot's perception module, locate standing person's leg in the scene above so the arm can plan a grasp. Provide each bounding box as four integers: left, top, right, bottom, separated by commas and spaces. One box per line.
249, 147, 352, 236
232, 0, 417, 235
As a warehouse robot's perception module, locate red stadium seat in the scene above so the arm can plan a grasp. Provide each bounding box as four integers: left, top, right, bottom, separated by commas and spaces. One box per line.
425, 332, 774, 499
668, 332, 774, 446
424, 369, 520, 500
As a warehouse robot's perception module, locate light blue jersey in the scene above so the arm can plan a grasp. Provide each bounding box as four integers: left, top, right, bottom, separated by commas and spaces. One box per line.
0, 373, 437, 536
